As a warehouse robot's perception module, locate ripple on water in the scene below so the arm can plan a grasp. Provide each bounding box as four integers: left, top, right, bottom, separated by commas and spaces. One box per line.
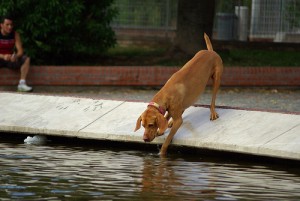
0, 141, 299, 200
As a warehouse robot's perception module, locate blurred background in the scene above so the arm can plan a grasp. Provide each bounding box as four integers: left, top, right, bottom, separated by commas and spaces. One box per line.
110, 0, 300, 66
113, 0, 300, 44
1, 0, 299, 66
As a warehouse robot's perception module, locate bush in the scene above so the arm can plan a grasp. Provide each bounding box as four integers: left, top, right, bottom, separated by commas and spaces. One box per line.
0, 0, 117, 64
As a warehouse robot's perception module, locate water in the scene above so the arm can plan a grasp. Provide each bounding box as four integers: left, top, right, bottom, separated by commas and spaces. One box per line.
0, 136, 300, 201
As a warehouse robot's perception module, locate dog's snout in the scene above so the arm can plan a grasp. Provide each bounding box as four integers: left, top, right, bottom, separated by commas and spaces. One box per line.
143, 138, 150, 142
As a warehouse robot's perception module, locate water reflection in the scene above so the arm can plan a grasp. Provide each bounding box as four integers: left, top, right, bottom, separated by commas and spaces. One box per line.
0, 140, 299, 200
141, 157, 218, 200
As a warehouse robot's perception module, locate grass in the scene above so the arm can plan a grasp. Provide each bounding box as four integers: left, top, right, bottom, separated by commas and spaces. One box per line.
87, 45, 300, 67
219, 49, 300, 66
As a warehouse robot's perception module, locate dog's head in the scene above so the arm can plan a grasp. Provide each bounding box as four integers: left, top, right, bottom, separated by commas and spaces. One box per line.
134, 107, 168, 142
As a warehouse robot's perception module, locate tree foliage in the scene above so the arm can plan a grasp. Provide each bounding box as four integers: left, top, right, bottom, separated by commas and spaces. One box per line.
0, 0, 117, 64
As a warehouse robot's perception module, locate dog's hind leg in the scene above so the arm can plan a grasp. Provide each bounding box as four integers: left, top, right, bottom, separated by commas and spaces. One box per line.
210, 68, 222, 120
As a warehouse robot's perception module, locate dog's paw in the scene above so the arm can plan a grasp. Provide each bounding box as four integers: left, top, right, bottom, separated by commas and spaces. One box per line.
158, 150, 167, 157
210, 112, 219, 121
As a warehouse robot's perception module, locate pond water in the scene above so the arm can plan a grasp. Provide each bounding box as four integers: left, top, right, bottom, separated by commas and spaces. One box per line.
0, 136, 300, 201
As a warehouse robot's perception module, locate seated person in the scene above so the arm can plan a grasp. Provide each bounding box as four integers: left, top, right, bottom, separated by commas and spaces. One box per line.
0, 15, 32, 92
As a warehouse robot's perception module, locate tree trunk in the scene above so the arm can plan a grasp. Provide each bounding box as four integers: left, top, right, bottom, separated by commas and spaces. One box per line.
175, 0, 215, 55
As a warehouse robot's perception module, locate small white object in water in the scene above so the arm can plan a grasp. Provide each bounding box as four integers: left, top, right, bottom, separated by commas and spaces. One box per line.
24, 135, 47, 145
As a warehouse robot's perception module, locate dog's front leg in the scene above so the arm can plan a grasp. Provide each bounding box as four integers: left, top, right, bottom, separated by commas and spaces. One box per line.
159, 117, 183, 156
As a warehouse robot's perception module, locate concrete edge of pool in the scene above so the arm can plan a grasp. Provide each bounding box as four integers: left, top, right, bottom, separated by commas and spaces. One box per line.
0, 92, 299, 161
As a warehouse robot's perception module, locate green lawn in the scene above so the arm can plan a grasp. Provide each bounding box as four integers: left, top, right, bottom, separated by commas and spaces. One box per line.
100, 46, 300, 67
219, 49, 300, 66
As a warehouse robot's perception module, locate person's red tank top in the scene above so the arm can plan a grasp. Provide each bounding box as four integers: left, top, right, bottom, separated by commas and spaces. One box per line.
0, 31, 15, 54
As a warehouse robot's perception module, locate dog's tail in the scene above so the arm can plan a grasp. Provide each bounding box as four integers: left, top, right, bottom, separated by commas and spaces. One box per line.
204, 33, 213, 51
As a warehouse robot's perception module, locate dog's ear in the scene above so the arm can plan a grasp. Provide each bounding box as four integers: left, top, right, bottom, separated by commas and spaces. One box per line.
134, 116, 142, 132
156, 113, 168, 135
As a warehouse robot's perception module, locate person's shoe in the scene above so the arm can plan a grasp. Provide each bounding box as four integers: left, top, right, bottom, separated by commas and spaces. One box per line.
17, 83, 33, 92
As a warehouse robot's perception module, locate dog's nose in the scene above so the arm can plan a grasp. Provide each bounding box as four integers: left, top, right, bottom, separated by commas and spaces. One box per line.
143, 137, 150, 142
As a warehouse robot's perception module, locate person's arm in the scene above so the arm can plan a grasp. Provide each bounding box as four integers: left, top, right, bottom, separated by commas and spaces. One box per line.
14, 32, 24, 59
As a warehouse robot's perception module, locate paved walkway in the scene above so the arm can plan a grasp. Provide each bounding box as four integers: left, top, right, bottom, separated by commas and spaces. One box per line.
1, 86, 298, 113
0, 90, 299, 160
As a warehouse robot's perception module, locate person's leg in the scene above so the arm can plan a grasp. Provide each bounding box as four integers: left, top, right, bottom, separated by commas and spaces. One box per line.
20, 57, 30, 80
17, 56, 32, 92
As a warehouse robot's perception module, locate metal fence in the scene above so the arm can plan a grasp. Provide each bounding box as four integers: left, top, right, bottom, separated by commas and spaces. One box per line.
250, 0, 300, 42
112, 0, 300, 44
112, 0, 177, 29
111, 0, 178, 45
214, 0, 300, 42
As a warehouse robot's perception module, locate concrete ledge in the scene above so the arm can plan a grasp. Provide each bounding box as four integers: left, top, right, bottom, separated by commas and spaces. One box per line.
0, 92, 300, 161
0, 66, 299, 86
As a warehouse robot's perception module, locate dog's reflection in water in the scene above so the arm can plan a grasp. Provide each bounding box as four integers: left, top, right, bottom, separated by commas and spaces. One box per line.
140, 156, 217, 198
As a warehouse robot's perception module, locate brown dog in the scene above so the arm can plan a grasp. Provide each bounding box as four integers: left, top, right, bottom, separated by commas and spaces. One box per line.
134, 33, 223, 155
